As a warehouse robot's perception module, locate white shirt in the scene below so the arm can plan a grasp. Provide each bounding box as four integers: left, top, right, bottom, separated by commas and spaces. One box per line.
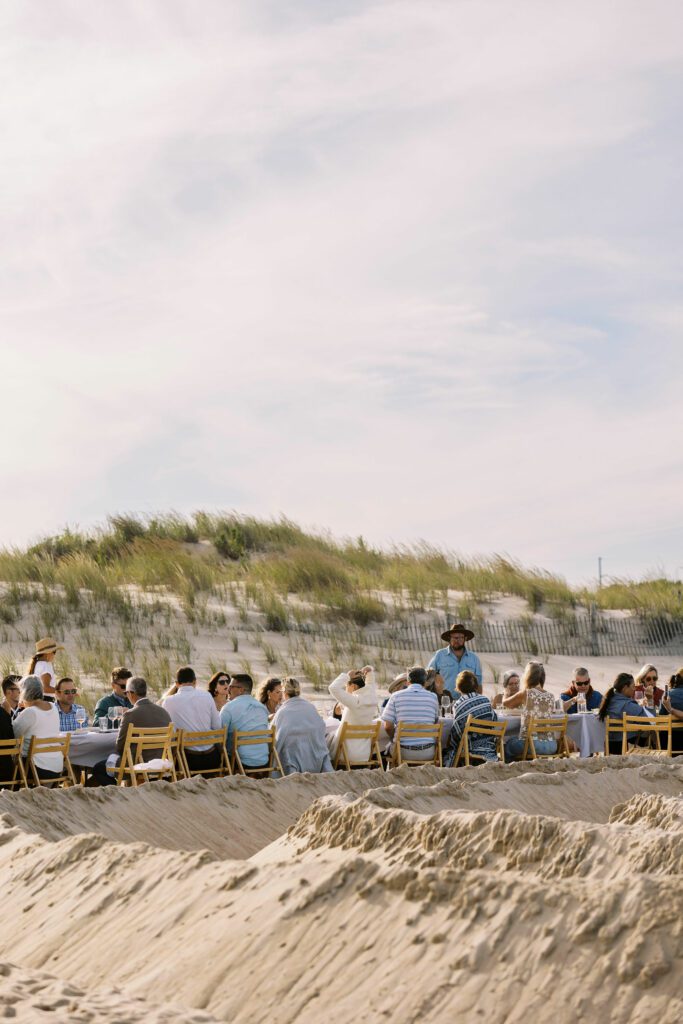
14, 705, 62, 772
34, 660, 56, 691
163, 686, 222, 750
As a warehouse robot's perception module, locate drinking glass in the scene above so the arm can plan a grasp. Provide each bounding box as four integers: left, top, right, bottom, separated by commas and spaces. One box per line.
440, 695, 451, 718
75, 707, 87, 730
107, 708, 118, 730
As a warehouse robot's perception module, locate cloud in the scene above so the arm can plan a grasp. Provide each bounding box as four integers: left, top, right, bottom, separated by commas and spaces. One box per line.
0, 0, 682, 582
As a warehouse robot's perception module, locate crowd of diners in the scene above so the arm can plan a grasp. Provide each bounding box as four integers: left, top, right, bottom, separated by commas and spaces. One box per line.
1, 629, 682, 785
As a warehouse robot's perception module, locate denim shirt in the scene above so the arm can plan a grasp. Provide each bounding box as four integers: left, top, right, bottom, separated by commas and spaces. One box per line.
428, 646, 482, 693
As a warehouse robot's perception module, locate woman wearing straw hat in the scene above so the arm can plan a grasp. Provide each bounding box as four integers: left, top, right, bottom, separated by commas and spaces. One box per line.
26, 637, 65, 700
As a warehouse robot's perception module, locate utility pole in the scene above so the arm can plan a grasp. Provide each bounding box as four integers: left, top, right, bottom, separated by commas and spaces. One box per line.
598, 557, 603, 589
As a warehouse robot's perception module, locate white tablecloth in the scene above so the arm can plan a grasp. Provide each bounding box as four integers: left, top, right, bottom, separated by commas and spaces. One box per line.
65, 730, 119, 767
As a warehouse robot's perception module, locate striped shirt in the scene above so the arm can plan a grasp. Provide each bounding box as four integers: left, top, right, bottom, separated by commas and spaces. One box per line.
382, 685, 439, 747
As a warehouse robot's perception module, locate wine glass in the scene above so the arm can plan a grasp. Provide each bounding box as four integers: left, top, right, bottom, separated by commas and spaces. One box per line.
440, 695, 451, 718
75, 707, 87, 730
107, 707, 117, 731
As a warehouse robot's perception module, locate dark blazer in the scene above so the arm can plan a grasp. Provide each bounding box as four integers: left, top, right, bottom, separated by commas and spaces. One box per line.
116, 698, 172, 763
0, 706, 15, 782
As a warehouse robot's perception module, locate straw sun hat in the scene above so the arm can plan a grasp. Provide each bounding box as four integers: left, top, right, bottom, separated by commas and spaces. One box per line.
34, 636, 65, 656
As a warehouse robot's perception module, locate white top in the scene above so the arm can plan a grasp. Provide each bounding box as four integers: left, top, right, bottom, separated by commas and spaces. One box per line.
328, 671, 379, 761
34, 660, 56, 692
13, 705, 63, 772
163, 686, 222, 750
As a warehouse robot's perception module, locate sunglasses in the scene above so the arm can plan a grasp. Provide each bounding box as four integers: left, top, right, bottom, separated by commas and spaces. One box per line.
60, 689, 78, 696
644, 675, 658, 683
575, 682, 590, 687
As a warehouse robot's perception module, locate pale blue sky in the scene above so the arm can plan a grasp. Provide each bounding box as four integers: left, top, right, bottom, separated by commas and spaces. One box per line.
1, 0, 681, 584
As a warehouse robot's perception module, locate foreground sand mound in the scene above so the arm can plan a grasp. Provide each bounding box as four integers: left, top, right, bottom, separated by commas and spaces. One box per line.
1, 757, 682, 1023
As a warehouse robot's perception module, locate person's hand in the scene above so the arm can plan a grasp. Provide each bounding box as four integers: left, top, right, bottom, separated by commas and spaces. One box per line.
663, 698, 672, 712
361, 666, 374, 677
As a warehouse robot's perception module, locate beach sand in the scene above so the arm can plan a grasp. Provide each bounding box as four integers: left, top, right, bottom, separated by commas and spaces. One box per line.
1, 757, 683, 1022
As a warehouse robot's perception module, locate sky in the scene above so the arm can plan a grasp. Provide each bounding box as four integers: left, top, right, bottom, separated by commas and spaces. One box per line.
1, 0, 682, 585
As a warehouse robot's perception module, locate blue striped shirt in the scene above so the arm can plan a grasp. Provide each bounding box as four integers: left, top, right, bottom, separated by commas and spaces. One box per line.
382, 685, 439, 747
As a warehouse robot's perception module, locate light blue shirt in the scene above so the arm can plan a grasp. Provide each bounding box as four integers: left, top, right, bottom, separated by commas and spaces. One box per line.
220, 695, 270, 767
428, 646, 482, 693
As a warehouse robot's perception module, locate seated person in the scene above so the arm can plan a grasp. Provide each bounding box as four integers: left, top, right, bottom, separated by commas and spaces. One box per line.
445, 670, 498, 766
88, 676, 171, 785
164, 666, 223, 773
423, 669, 451, 701
381, 666, 439, 763
560, 668, 602, 712
273, 678, 332, 775
381, 673, 408, 710
492, 670, 520, 708
598, 673, 650, 754
328, 666, 378, 763
257, 677, 283, 718
54, 677, 89, 731
634, 664, 663, 706
221, 673, 270, 769
13, 676, 62, 780
0, 675, 21, 784
504, 661, 557, 760
662, 673, 683, 754
93, 667, 133, 725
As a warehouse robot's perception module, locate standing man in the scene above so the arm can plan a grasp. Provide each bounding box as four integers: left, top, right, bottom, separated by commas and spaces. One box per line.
428, 623, 482, 696
93, 667, 133, 725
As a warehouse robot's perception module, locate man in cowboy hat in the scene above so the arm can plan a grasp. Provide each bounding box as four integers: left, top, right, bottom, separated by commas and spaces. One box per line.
428, 624, 482, 697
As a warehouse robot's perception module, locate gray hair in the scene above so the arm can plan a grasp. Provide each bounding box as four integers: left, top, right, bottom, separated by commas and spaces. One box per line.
573, 666, 590, 680
407, 666, 427, 687
21, 675, 44, 702
126, 676, 147, 698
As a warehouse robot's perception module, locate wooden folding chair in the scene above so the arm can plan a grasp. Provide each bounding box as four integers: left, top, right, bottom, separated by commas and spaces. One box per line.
622, 714, 672, 756
452, 716, 506, 767
113, 725, 176, 786
521, 716, 571, 760
391, 722, 442, 768
0, 738, 29, 790
604, 715, 627, 755
26, 735, 77, 787
178, 729, 231, 778
170, 728, 187, 780
231, 727, 283, 777
333, 722, 384, 771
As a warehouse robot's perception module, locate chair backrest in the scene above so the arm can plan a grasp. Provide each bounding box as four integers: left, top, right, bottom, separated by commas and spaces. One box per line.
453, 716, 506, 767
232, 727, 283, 776
0, 737, 28, 789
523, 716, 570, 760
334, 721, 383, 771
179, 729, 230, 777
118, 725, 176, 786
623, 714, 671, 755
393, 721, 442, 767
26, 734, 76, 787
395, 722, 441, 742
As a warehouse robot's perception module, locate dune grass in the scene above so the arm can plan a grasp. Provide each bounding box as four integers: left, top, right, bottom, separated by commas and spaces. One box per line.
0, 513, 679, 641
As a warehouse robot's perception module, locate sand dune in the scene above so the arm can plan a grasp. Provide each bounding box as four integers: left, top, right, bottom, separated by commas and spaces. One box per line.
1, 757, 682, 1022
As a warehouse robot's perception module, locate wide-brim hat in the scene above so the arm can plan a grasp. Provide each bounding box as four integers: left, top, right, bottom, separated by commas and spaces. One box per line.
35, 636, 65, 656
388, 672, 408, 693
441, 623, 474, 642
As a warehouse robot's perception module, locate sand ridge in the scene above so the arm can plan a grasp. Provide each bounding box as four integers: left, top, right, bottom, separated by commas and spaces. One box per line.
1, 758, 682, 1022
